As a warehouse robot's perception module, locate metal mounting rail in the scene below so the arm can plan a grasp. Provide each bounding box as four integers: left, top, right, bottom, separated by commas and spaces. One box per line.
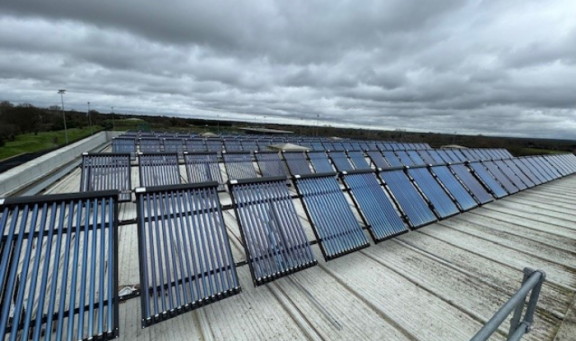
470, 267, 546, 341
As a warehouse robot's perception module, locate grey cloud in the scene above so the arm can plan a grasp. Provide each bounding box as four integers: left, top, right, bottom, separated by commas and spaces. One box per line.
0, 0, 575, 139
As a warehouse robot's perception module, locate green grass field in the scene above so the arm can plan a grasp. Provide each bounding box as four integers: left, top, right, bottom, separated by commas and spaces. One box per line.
517, 147, 564, 156
0, 127, 102, 160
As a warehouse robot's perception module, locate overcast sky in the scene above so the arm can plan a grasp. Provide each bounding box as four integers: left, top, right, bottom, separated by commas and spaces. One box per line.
1, 0, 575, 139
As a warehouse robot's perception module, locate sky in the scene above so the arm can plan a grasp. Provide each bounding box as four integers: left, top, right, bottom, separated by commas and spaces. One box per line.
0, 0, 575, 139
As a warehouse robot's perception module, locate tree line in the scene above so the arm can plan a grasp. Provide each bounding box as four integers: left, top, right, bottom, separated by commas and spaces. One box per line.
0, 100, 114, 146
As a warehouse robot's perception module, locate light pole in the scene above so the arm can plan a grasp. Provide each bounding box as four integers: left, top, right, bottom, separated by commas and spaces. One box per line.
111, 106, 115, 131
217, 115, 220, 135
87, 102, 93, 135
58, 89, 68, 144
316, 114, 319, 136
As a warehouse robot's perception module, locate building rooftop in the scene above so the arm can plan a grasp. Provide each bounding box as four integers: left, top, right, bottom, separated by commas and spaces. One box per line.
1, 133, 575, 341
39, 149, 576, 341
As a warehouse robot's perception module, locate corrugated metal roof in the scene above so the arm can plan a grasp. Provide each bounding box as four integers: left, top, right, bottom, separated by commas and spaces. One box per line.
31, 157, 576, 341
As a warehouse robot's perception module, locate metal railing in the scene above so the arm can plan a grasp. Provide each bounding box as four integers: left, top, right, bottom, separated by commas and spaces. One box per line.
470, 267, 546, 341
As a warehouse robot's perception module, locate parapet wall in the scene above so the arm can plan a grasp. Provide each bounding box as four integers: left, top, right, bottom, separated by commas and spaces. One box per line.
0, 131, 121, 197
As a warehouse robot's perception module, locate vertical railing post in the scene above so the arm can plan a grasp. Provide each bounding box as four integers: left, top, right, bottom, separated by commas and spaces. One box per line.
470, 267, 546, 341
508, 270, 530, 337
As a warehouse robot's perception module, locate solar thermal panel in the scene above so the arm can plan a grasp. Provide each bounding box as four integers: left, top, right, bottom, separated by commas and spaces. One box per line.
283, 152, 312, 176
379, 170, 436, 228
112, 138, 137, 157
406, 150, 425, 165
468, 162, 508, 199
164, 139, 185, 157
0, 191, 119, 340
382, 152, 403, 168
494, 160, 528, 190
255, 152, 289, 178
450, 164, 494, 204
482, 161, 519, 194
80, 153, 132, 202
186, 139, 207, 152
396, 151, 416, 166
135, 183, 240, 327
430, 165, 477, 211
308, 151, 334, 173
223, 152, 258, 180
228, 177, 317, 286
502, 159, 535, 188
328, 151, 354, 172
294, 173, 369, 260
140, 138, 163, 153
367, 151, 391, 168
139, 153, 181, 187
347, 151, 370, 170
184, 152, 225, 190
408, 168, 460, 218
342, 170, 408, 242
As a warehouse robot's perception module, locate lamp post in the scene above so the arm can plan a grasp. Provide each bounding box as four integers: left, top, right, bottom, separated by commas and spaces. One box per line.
217, 114, 220, 135
87, 102, 93, 135
111, 106, 115, 131
316, 114, 319, 136
58, 89, 68, 144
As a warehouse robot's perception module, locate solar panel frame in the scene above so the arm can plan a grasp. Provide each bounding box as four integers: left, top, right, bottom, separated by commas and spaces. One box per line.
468, 162, 508, 199
228, 176, 317, 286
140, 138, 163, 153
135, 183, 241, 327
205, 140, 223, 156
224, 140, 243, 153
293, 173, 370, 261
475, 149, 492, 160
494, 160, 528, 190
395, 151, 416, 166
408, 167, 460, 219
546, 155, 569, 176
367, 151, 391, 169
517, 158, 547, 184
185, 139, 207, 152
501, 159, 535, 188
430, 165, 478, 211
307, 151, 335, 173
183, 152, 225, 191
0, 190, 120, 341
482, 160, 519, 194
406, 150, 426, 166
80, 153, 132, 202
164, 138, 185, 157
283, 151, 312, 176
347, 150, 371, 170
342, 170, 409, 242
449, 149, 467, 162
331, 142, 345, 151
241, 141, 259, 153
255, 151, 289, 178
310, 142, 325, 151
450, 164, 494, 204
138, 153, 182, 187
222, 152, 258, 180
427, 150, 447, 164
382, 151, 403, 168
443, 149, 461, 163
378, 169, 437, 229
417, 150, 436, 165
511, 158, 541, 186
532, 156, 561, 179
328, 151, 354, 172
112, 138, 137, 158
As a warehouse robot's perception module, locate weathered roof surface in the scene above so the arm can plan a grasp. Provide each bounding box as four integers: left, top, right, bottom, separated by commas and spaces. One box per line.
40, 163, 576, 341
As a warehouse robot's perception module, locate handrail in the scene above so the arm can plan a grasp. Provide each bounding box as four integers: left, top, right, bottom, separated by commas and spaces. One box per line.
470, 267, 546, 341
